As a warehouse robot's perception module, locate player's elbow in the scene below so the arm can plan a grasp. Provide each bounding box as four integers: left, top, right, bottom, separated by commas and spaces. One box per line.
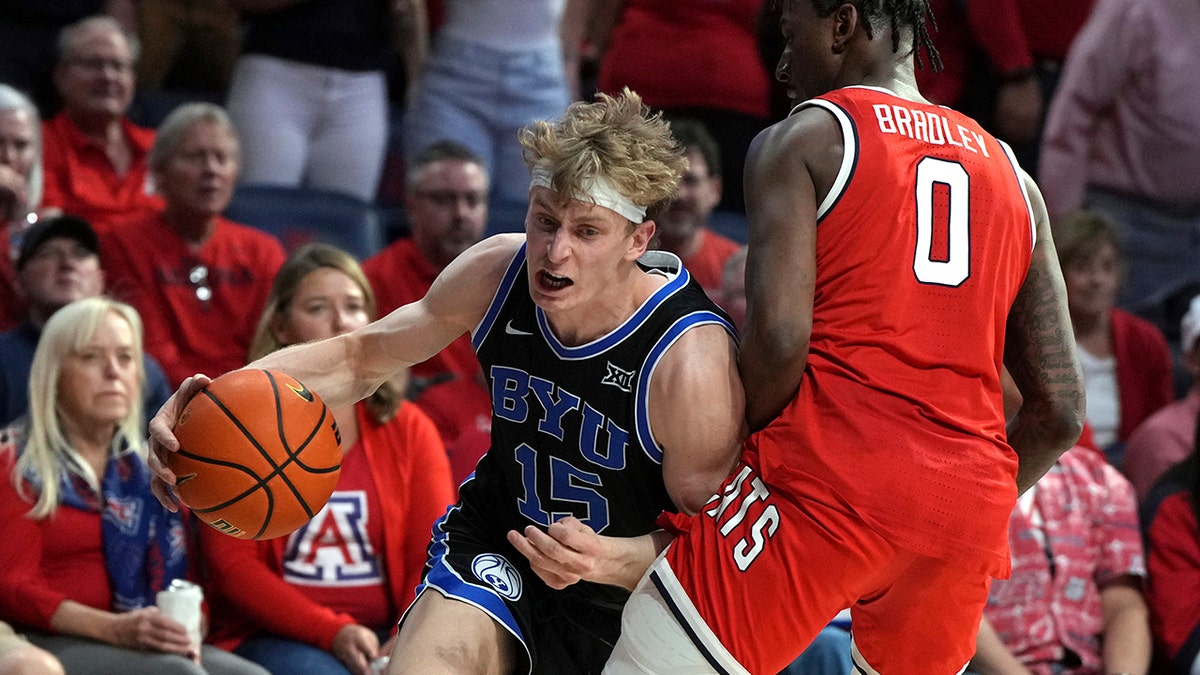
1032, 397, 1086, 451
669, 477, 719, 516
746, 315, 810, 364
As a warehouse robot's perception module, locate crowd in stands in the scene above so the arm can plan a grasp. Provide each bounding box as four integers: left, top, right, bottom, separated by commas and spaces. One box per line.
1, 1, 1200, 673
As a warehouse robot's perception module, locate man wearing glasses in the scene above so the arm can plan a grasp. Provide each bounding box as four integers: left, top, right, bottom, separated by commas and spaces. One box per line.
0, 214, 173, 428
41, 15, 163, 233
364, 140, 490, 391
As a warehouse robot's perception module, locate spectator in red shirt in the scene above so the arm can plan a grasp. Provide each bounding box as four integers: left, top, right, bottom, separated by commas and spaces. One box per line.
41, 15, 163, 232
412, 370, 490, 490
203, 243, 454, 675
970, 444, 1151, 674
363, 140, 487, 393
1055, 210, 1174, 465
100, 102, 284, 386
652, 119, 741, 297
0, 296, 266, 675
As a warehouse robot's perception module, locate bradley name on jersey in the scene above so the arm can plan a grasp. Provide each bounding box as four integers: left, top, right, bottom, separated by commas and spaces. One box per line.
871, 102, 992, 157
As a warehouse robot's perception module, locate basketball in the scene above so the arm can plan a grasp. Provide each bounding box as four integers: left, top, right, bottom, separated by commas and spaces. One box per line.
167, 369, 342, 540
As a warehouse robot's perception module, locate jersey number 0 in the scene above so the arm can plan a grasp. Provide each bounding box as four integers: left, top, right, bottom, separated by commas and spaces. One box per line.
913, 157, 970, 287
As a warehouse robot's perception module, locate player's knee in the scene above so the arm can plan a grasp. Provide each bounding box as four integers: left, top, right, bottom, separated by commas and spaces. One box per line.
390, 593, 518, 675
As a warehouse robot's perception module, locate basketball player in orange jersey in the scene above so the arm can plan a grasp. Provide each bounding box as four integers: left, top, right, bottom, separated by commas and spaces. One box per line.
507, 1, 1086, 673
147, 89, 746, 674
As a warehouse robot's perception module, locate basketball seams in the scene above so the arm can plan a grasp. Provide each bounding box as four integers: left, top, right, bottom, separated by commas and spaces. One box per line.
289, 405, 340, 473
173, 369, 342, 540
263, 371, 337, 521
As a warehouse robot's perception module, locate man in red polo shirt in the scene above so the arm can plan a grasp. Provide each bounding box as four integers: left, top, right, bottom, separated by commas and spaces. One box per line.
363, 140, 489, 390
42, 15, 162, 233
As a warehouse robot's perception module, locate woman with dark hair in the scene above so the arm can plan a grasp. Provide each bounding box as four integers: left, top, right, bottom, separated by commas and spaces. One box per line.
201, 243, 455, 675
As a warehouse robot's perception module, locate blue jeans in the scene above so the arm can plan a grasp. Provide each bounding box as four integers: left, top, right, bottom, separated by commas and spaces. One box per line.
234, 635, 350, 675
1086, 186, 1200, 319
404, 33, 570, 203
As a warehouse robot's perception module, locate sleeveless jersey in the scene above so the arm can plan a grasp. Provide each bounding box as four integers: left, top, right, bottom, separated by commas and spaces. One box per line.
456, 243, 735, 544
760, 86, 1036, 576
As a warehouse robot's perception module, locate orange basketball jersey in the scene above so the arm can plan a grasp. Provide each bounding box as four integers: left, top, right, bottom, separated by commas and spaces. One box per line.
758, 86, 1035, 577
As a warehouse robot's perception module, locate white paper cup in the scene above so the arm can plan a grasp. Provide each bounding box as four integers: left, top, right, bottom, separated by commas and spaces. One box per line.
156, 580, 203, 647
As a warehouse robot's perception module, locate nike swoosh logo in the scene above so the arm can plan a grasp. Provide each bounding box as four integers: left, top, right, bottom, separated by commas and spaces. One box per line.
287, 381, 315, 402
505, 320, 533, 336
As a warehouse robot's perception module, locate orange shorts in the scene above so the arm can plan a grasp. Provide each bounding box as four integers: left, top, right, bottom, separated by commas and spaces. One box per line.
654, 446, 992, 674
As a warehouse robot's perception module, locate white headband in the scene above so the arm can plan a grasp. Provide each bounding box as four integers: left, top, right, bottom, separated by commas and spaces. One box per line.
530, 164, 647, 223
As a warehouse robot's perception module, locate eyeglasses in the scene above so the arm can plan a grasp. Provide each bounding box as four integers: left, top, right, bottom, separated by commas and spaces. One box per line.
66, 57, 134, 74
412, 190, 487, 210
188, 264, 212, 304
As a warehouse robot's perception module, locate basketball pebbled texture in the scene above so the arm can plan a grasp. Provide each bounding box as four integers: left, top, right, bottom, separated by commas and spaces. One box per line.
169, 369, 342, 540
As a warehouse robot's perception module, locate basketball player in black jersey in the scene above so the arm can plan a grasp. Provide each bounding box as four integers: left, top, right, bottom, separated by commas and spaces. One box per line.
148, 89, 746, 674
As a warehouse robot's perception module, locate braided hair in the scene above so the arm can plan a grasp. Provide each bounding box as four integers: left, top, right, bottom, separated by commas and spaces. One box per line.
806, 0, 943, 72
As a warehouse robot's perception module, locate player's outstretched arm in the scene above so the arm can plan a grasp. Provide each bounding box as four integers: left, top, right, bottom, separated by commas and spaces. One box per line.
507, 517, 673, 591
651, 322, 745, 515
252, 234, 522, 408
739, 112, 827, 431
147, 235, 525, 510
1003, 174, 1086, 493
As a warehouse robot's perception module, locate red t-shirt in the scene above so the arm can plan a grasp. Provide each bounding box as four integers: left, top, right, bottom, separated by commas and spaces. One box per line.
761, 87, 1035, 576
281, 438, 393, 630
41, 113, 164, 233
204, 402, 455, 651
413, 375, 491, 488
363, 238, 479, 383
100, 213, 285, 385
598, 0, 770, 118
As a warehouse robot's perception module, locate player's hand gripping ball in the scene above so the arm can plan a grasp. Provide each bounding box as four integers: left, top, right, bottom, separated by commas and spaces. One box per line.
167, 369, 342, 540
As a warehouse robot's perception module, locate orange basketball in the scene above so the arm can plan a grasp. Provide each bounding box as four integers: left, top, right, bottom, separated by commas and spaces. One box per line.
168, 369, 342, 540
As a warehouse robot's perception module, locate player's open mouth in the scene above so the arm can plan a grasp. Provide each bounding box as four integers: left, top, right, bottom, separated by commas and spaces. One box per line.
539, 270, 573, 290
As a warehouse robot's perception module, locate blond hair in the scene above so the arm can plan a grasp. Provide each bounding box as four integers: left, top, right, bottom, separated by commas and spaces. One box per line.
519, 88, 686, 222
249, 243, 403, 423
14, 297, 146, 519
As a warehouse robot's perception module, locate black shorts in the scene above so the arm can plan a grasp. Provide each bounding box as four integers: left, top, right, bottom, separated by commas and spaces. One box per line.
402, 496, 628, 674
